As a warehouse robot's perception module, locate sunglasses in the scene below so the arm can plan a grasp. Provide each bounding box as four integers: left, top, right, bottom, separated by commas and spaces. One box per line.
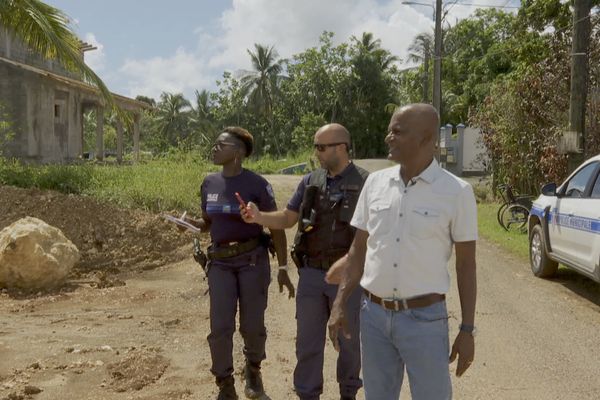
313, 142, 347, 152
212, 141, 239, 151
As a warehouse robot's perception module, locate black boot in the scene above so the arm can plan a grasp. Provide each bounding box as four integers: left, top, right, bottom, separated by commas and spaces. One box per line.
243, 362, 264, 399
216, 375, 238, 400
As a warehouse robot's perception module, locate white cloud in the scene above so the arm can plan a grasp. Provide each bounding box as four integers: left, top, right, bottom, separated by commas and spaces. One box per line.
83, 33, 106, 72
115, 0, 513, 100
208, 0, 433, 70
120, 47, 212, 99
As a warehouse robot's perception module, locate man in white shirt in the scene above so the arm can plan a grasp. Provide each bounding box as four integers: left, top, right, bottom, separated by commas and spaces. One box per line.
327, 104, 477, 400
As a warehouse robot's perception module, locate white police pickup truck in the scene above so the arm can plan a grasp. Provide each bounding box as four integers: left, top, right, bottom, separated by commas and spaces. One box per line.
528, 154, 600, 281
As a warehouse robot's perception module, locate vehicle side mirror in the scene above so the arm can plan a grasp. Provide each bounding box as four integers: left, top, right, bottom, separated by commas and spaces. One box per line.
541, 183, 557, 197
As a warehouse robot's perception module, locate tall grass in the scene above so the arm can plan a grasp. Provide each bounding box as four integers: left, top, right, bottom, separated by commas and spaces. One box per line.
0, 150, 314, 213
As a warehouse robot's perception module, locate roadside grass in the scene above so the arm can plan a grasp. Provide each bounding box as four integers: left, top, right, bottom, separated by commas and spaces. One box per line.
0, 151, 313, 213
477, 202, 529, 261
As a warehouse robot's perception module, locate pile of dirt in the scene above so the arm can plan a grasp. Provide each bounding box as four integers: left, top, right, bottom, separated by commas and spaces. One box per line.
0, 185, 201, 280
107, 348, 170, 392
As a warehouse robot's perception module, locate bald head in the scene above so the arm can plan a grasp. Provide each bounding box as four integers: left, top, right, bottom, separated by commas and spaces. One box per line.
315, 123, 351, 145
392, 103, 439, 144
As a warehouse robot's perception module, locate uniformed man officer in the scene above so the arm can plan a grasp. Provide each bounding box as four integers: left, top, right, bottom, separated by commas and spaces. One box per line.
241, 123, 368, 400
181, 126, 294, 400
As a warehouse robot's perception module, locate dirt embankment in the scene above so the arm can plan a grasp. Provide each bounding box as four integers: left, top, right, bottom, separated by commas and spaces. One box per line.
0, 185, 200, 283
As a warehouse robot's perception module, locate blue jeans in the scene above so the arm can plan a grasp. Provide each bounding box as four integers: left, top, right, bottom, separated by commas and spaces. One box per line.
360, 297, 451, 400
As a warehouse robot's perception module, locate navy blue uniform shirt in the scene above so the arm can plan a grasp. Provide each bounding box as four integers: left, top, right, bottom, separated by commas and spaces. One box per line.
201, 169, 277, 245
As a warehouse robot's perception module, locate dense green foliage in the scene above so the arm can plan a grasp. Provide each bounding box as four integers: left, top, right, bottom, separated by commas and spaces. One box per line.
130, 32, 401, 159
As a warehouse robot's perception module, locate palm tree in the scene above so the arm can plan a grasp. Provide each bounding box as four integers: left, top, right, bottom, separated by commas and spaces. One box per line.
189, 89, 215, 147
240, 44, 285, 154
354, 32, 399, 70
154, 92, 192, 147
407, 32, 433, 103
240, 44, 284, 117
0, 0, 114, 109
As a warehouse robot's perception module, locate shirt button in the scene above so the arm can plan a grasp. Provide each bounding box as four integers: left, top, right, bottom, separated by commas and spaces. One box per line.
404, 190, 407, 194
393, 288, 397, 291
393, 263, 398, 267
399, 213, 403, 217
396, 238, 400, 242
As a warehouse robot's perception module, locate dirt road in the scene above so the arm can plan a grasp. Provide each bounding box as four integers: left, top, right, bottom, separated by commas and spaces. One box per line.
3, 173, 600, 399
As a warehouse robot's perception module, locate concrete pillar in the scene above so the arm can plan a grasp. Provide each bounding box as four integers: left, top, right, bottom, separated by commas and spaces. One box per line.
457, 124, 465, 177
95, 106, 104, 161
116, 118, 124, 164
133, 113, 140, 162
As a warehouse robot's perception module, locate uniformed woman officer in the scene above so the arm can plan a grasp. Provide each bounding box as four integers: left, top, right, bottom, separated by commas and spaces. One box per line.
182, 127, 294, 399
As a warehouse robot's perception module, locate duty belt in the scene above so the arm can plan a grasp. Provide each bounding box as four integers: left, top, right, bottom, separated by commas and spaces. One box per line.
363, 289, 445, 312
306, 254, 344, 271
208, 237, 261, 260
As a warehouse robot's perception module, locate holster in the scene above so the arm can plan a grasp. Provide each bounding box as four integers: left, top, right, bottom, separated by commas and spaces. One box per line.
290, 243, 305, 269
193, 238, 209, 276
259, 232, 276, 258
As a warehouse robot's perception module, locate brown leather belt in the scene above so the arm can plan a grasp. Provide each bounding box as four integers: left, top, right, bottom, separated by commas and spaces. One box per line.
363, 289, 445, 312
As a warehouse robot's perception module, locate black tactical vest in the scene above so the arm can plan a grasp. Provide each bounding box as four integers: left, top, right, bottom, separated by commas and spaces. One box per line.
292, 163, 369, 268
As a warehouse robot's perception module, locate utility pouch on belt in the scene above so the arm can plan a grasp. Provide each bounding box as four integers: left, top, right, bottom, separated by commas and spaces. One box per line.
192, 238, 209, 276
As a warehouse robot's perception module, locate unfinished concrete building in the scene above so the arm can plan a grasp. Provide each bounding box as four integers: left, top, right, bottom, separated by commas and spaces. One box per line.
0, 25, 147, 163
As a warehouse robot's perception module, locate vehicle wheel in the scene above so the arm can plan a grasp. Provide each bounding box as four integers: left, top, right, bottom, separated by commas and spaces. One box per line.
529, 224, 558, 278
500, 204, 529, 232
496, 203, 508, 229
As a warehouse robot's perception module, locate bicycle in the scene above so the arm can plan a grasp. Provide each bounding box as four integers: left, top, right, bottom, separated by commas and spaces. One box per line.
496, 184, 534, 233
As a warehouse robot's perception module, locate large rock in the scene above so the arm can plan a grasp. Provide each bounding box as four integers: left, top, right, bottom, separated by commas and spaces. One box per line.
0, 217, 80, 290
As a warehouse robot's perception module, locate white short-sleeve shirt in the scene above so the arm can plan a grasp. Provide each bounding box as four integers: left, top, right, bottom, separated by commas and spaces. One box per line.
351, 159, 477, 299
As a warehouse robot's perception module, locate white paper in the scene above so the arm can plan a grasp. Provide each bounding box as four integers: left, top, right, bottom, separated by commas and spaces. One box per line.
164, 214, 202, 232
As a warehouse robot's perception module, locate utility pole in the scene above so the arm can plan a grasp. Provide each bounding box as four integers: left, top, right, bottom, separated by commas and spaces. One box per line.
565, 0, 592, 171
433, 0, 443, 154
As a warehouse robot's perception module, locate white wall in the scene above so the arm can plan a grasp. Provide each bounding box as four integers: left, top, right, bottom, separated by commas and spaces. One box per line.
462, 127, 488, 172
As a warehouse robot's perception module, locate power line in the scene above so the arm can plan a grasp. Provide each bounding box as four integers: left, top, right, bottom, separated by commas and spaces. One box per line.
452, 2, 520, 8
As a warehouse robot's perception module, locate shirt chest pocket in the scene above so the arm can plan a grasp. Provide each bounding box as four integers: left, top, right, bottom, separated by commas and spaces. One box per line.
367, 200, 393, 235
410, 206, 440, 239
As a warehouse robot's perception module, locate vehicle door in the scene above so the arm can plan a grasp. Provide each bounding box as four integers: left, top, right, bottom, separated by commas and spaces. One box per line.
551, 161, 599, 272
588, 171, 600, 274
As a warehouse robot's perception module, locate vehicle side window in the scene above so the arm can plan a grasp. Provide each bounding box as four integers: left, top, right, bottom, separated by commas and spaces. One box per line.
591, 173, 600, 199
563, 162, 598, 198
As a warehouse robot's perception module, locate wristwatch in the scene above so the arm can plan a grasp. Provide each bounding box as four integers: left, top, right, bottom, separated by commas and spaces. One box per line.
459, 323, 477, 337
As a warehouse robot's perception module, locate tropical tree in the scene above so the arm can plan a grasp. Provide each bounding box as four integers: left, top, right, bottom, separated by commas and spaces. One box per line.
240, 44, 284, 118
407, 32, 433, 103
189, 89, 216, 147
153, 92, 192, 149
0, 0, 114, 108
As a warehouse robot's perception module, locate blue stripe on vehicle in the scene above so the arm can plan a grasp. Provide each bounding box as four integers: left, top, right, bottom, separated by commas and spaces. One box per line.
531, 205, 600, 234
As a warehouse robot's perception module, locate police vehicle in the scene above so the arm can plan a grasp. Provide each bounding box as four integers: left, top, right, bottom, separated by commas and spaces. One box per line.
528, 154, 600, 281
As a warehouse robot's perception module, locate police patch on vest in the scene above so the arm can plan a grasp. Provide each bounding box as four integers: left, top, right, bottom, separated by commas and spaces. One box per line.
207, 193, 219, 202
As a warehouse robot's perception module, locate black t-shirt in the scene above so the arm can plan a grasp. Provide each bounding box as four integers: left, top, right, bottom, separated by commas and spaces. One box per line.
201, 169, 277, 245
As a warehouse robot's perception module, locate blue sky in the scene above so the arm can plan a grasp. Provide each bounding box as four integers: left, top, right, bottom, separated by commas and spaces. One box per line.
46, 0, 519, 101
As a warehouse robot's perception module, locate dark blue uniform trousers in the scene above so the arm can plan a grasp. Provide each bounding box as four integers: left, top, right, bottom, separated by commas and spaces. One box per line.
294, 267, 362, 400
207, 246, 271, 379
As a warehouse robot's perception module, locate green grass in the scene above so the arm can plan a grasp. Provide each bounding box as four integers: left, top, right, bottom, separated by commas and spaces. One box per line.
477, 202, 529, 261
0, 151, 313, 214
